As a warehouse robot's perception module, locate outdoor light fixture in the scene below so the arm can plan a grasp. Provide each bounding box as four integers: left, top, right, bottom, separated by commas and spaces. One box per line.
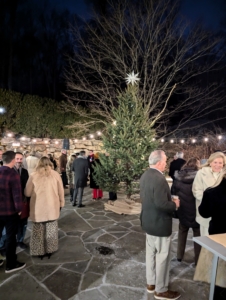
181, 140, 184, 143
192, 139, 196, 143
161, 139, 164, 142
0, 107, 5, 114
170, 139, 174, 143
204, 138, 208, 142
218, 135, 222, 140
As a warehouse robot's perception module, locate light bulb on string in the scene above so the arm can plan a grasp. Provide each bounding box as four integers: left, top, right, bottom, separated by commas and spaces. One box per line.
180, 139, 184, 144
170, 139, 174, 143
82, 137, 86, 141
192, 139, 196, 143
161, 138, 164, 143
218, 135, 222, 140
204, 137, 208, 142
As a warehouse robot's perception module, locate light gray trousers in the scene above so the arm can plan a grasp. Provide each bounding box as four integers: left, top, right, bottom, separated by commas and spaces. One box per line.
146, 234, 172, 293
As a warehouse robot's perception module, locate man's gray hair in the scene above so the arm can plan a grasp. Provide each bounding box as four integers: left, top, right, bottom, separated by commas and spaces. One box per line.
176, 152, 184, 159
149, 150, 165, 165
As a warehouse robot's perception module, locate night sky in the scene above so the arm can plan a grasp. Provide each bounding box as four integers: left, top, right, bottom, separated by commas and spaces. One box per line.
37, 0, 226, 29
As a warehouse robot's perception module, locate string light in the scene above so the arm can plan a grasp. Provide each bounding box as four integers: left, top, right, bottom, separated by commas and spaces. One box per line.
82, 137, 86, 140
181, 140, 184, 144
161, 139, 164, 142
33, 139, 37, 142
90, 134, 94, 139
55, 141, 59, 144
170, 139, 174, 143
7, 133, 13, 137
192, 139, 196, 143
152, 138, 156, 141
97, 131, 101, 136
204, 138, 208, 142
74, 139, 78, 142
218, 135, 222, 140
113, 121, 117, 125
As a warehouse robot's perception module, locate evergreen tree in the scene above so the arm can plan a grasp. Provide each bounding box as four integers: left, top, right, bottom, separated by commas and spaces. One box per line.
94, 82, 157, 198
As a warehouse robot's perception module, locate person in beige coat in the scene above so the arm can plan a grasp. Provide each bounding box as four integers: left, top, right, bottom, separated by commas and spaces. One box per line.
25, 156, 65, 259
192, 152, 226, 236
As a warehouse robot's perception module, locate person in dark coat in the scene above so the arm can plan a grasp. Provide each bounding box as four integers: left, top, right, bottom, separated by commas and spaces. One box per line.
199, 169, 226, 235
198, 168, 226, 299
140, 150, 180, 299
14, 152, 30, 249
169, 152, 186, 180
171, 158, 201, 265
90, 153, 103, 200
72, 151, 89, 208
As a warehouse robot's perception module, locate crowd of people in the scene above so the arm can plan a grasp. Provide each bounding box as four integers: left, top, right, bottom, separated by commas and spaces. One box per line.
141, 149, 226, 300
0, 148, 104, 273
0, 146, 225, 299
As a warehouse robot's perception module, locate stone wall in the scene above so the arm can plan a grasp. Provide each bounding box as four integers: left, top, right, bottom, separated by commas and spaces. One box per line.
0, 137, 103, 160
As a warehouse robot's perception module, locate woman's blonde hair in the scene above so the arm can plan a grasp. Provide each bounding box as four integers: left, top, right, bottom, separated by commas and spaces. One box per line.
201, 152, 226, 169
36, 156, 53, 176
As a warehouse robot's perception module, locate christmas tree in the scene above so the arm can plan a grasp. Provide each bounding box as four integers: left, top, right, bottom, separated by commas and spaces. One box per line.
94, 72, 157, 198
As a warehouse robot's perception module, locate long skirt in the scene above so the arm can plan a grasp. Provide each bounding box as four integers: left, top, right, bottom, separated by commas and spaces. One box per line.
30, 220, 58, 256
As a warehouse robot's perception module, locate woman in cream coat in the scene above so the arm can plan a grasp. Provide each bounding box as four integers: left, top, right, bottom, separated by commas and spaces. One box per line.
25, 157, 65, 258
192, 152, 226, 236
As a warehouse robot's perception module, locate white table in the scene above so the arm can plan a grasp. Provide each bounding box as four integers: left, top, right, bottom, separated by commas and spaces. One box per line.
193, 236, 226, 300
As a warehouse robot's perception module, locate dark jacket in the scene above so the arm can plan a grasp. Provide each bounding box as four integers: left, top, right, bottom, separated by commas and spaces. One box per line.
59, 154, 67, 172
72, 156, 89, 188
199, 178, 226, 235
171, 168, 199, 228
90, 159, 100, 189
169, 158, 186, 180
0, 166, 23, 215
140, 168, 176, 237
14, 167, 30, 219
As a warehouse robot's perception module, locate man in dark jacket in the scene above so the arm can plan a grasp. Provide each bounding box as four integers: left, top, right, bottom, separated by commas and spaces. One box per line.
72, 151, 89, 207
0, 151, 26, 273
140, 150, 180, 300
169, 152, 186, 180
14, 152, 29, 249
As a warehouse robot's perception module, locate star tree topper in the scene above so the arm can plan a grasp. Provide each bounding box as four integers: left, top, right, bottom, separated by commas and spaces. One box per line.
125, 71, 140, 85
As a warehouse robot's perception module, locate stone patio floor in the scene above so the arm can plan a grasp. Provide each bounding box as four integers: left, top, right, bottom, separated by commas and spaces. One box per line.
0, 188, 217, 300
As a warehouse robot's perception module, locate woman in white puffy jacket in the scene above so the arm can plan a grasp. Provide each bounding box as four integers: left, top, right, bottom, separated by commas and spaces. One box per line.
192, 151, 226, 236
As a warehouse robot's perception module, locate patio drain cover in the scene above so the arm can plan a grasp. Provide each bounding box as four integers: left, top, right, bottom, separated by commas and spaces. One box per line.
96, 246, 114, 255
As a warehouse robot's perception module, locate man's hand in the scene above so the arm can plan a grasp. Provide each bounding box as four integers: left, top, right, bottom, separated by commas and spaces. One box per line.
173, 198, 180, 208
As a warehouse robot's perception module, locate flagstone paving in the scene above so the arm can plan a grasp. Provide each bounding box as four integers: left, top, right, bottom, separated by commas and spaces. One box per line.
0, 188, 218, 300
